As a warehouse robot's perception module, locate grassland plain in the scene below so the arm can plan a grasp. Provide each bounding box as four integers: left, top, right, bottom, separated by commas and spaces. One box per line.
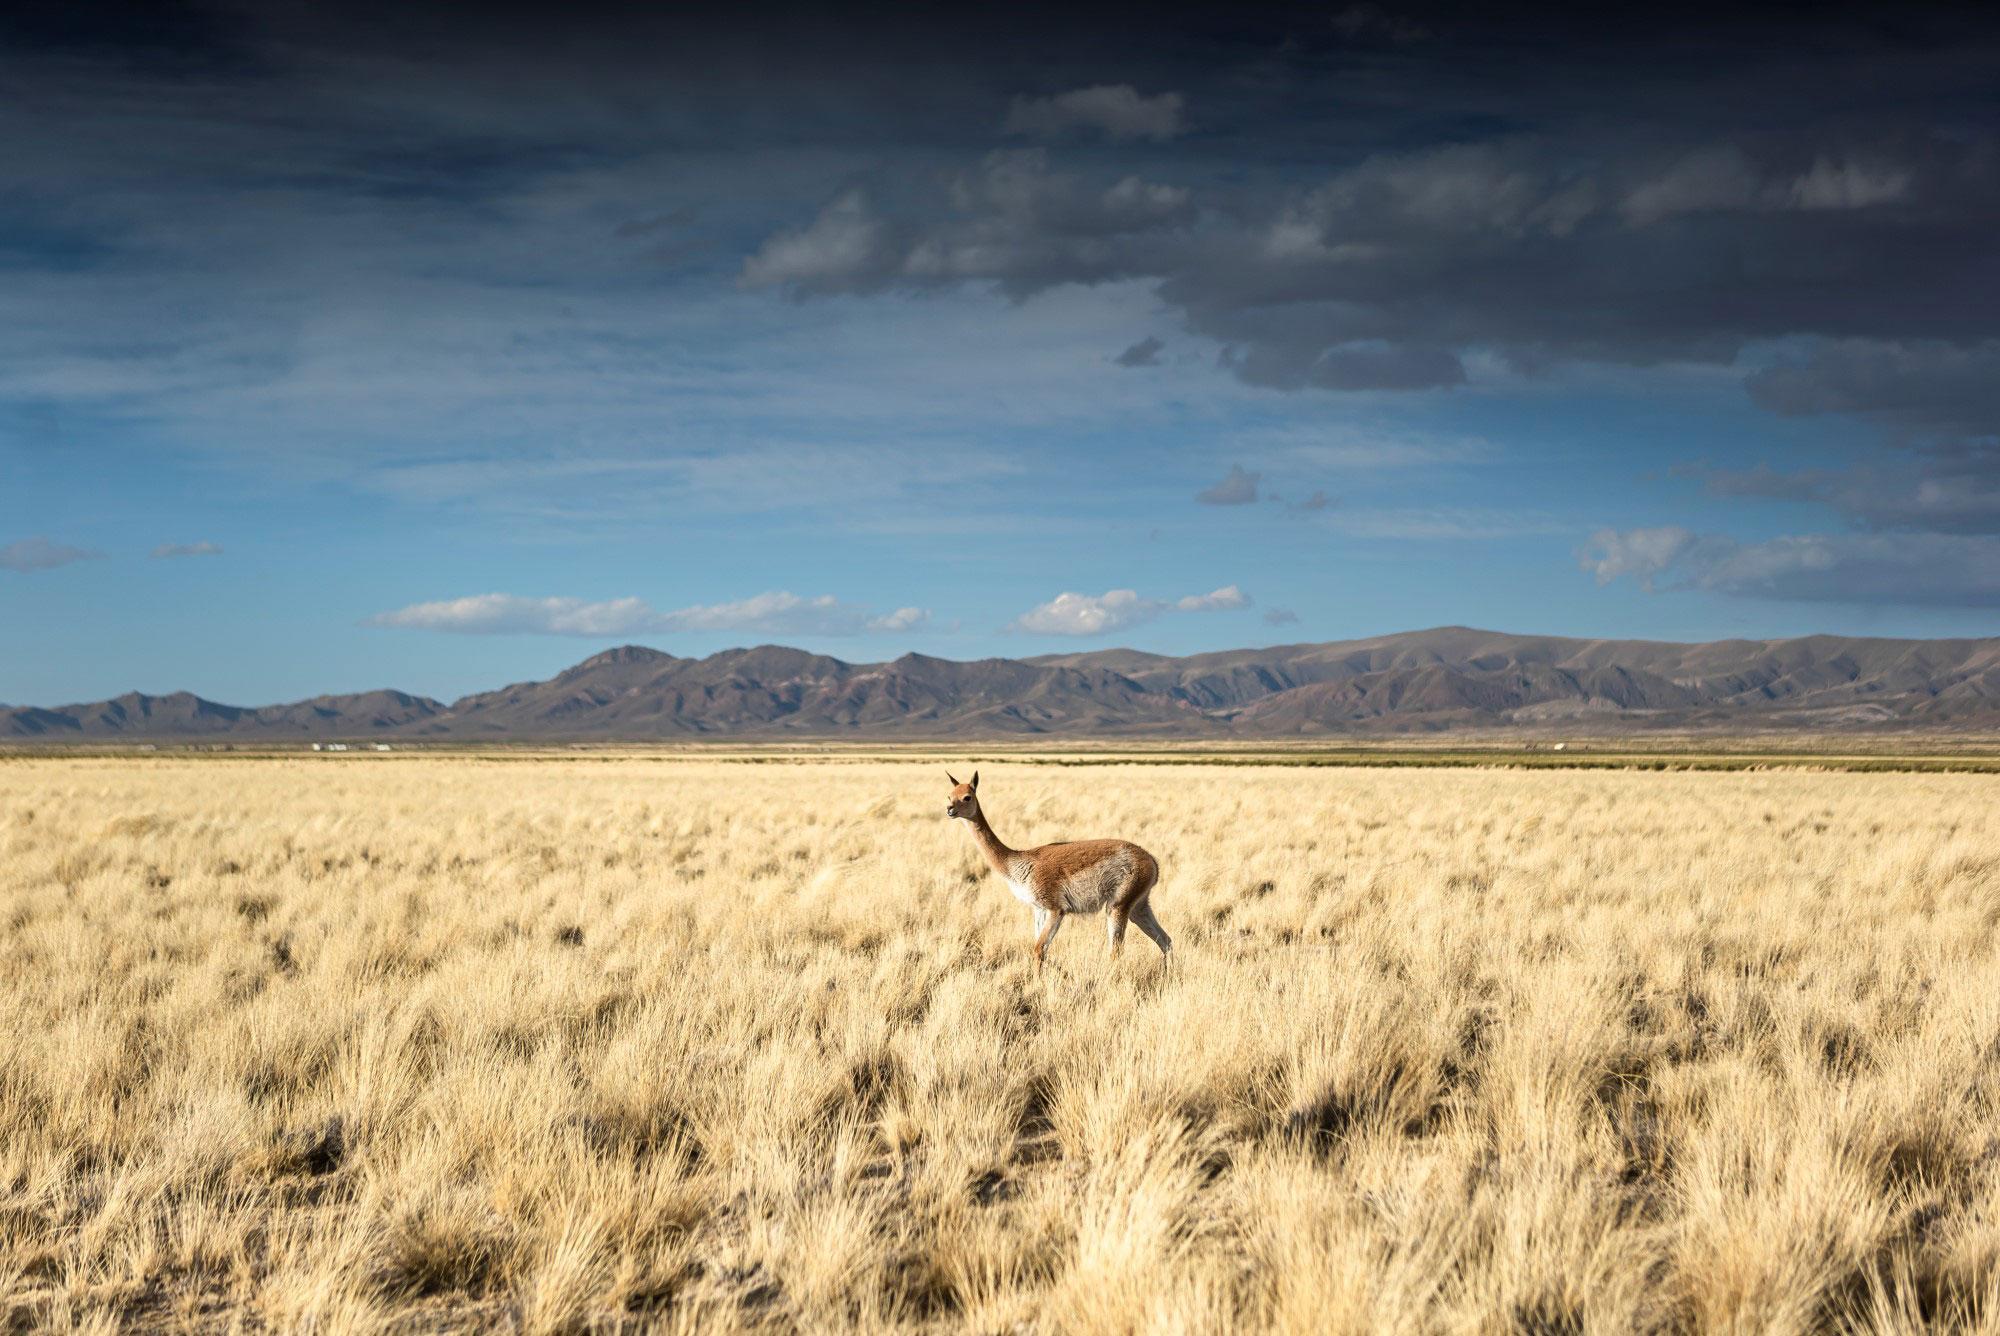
5, 756, 2000, 1333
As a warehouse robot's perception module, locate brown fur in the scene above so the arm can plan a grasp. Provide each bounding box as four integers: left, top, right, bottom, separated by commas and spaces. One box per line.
946, 771, 1172, 969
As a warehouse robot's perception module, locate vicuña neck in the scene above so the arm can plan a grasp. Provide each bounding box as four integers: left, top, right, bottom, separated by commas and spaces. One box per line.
966, 810, 1016, 874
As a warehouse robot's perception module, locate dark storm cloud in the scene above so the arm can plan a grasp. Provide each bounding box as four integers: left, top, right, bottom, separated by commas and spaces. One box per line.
1693, 340, 2000, 538
13, 4, 1996, 388
1747, 340, 2000, 446
1697, 460, 2000, 536
721, 3, 1999, 407
740, 151, 1194, 296
746, 128, 2000, 393
1114, 336, 1165, 367
1330, 5, 1431, 44
8, 0, 2000, 610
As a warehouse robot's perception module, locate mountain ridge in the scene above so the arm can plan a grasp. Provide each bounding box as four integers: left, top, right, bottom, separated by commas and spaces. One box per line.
8, 626, 2000, 741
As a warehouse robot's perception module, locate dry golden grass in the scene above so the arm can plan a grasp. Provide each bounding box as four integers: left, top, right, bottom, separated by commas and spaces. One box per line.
5, 756, 2000, 1333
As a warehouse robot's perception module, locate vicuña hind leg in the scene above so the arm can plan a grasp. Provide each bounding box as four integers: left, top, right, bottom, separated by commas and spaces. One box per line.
1106, 907, 1130, 958
1128, 897, 1172, 963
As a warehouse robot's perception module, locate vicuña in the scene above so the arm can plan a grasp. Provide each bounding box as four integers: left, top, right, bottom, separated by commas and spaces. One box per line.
945, 770, 1172, 971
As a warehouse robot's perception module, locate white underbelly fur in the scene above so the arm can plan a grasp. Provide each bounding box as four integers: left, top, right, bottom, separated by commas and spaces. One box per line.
1006, 877, 1038, 907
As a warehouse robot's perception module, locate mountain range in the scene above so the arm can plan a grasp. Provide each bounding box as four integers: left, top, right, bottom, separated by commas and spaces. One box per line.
6, 627, 2000, 742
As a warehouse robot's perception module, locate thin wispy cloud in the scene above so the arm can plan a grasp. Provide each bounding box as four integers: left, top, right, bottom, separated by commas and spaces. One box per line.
151, 541, 223, 559
1195, 465, 1260, 506
1002, 85, 1185, 142
368, 592, 931, 637
1, 537, 98, 573
1322, 508, 1567, 540
1580, 527, 1700, 590
1582, 529, 2000, 607
1231, 426, 1493, 474
1203, 428, 1484, 520
1286, 491, 1334, 514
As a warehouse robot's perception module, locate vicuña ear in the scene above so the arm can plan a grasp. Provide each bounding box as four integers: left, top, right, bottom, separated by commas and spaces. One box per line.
945, 771, 960, 786
969, 770, 979, 791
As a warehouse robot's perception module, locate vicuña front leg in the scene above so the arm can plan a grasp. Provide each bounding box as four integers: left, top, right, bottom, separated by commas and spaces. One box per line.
1033, 908, 1065, 972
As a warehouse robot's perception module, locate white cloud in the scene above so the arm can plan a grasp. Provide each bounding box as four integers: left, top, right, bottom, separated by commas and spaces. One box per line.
739, 190, 890, 291
368, 591, 930, 637
368, 594, 655, 636
1002, 85, 1184, 142
1, 536, 98, 573
1010, 585, 1253, 636
1621, 148, 1763, 226
1175, 585, 1251, 611
151, 540, 223, 559
867, 606, 931, 632
1579, 526, 1698, 588
1786, 157, 1911, 211
1012, 589, 1155, 635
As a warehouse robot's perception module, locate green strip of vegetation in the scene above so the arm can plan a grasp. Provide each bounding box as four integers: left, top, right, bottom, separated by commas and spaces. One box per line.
7, 743, 2000, 773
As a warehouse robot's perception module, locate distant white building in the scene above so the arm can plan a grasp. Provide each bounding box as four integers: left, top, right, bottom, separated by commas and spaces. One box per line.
311, 743, 322, 751
1551, 742, 1567, 751
325, 743, 350, 752
374, 744, 392, 751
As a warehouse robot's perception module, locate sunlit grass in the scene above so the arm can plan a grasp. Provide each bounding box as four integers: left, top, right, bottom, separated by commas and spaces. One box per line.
4, 757, 2000, 1331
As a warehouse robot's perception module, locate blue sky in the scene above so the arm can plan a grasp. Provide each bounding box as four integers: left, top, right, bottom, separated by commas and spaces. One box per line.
3, 4, 1996, 706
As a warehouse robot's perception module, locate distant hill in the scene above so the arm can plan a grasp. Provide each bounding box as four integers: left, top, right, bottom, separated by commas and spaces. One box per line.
0, 688, 447, 740
8, 627, 2000, 741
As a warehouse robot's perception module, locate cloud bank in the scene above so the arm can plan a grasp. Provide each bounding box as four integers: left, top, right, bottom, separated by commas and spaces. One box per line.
1582, 528, 2000, 607
369, 592, 930, 637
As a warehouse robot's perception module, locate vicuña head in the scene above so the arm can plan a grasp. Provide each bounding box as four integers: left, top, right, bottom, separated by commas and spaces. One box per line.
944, 768, 1172, 973
945, 770, 980, 821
